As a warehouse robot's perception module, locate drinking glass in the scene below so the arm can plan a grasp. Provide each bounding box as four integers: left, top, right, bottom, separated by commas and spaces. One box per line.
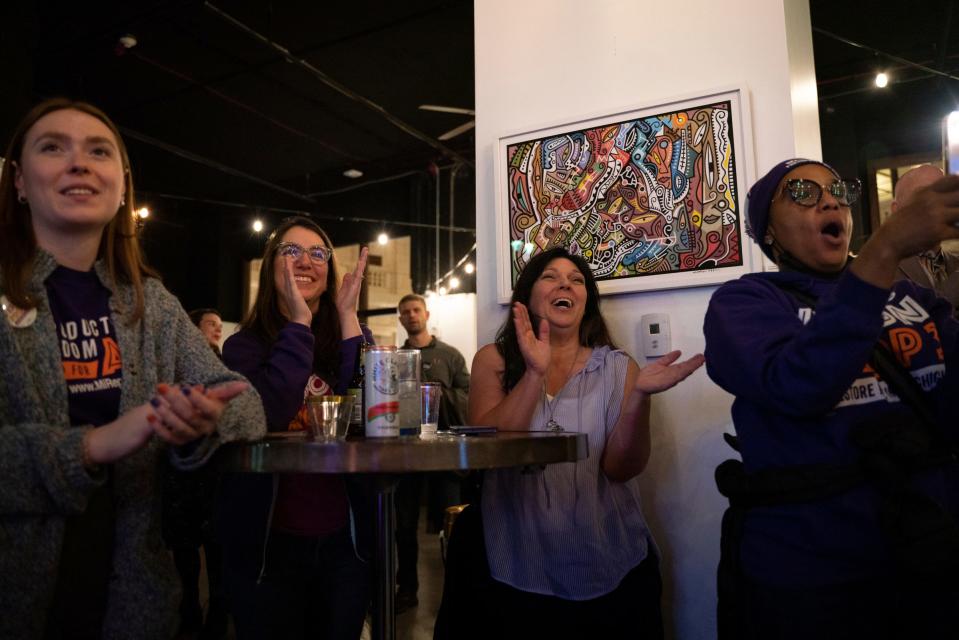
395, 349, 421, 436
420, 383, 442, 436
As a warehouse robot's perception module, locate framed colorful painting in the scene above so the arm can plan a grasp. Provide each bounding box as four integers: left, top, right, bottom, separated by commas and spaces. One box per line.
493, 87, 758, 302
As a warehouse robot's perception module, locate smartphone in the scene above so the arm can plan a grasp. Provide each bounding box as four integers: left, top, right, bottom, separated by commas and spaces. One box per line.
943, 111, 959, 174
448, 425, 497, 435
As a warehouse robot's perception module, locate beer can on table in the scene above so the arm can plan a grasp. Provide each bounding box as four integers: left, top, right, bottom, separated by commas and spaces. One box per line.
365, 345, 399, 437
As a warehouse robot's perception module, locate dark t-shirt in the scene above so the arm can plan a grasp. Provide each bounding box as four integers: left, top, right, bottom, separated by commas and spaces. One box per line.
44, 266, 121, 638
46, 266, 123, 426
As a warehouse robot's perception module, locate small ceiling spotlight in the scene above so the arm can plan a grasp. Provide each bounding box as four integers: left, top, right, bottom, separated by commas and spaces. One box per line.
377, 232, 389, 246
136, 206, 150, 219
464, 262, 474, 274
252, 219, 264, 233
449, 277, 460, 289
875, 72, 889, 88
118, 34, 138, 49
343, 168, 363, 179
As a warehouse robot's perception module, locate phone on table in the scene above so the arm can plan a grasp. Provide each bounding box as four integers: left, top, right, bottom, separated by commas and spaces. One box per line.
448, 425, 497, 435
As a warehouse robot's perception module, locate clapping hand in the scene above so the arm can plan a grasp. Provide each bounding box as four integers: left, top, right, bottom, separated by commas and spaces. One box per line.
83, 381, 250, 466
279, 255, 313, 326
512, 302, 551, 377
634, 350, 704, 394
336, 245, 368, 317
147, 381, 250, 445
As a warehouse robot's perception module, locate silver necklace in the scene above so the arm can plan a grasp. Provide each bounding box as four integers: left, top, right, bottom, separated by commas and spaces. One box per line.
543, 345, 583, 431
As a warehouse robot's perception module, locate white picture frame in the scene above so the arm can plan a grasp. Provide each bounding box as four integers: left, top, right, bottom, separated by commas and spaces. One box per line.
493, 86, 760, 303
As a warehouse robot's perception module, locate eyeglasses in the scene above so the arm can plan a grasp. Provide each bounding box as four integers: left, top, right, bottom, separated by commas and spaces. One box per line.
276, 241, 333, 264
780, 178, 861, 207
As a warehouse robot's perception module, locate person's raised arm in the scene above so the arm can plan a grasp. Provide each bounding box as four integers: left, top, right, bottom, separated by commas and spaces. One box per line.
468, 302, 550, 429
853, 174, 959, 288
601, 350, 704, 483
336, 246, 368, 340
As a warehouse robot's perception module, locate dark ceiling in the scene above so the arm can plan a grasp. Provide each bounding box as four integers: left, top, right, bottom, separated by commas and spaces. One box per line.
2, 0, 958, 313
10, 0, 475, 204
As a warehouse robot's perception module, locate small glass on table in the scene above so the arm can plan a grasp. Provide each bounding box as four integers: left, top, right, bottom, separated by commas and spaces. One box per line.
420, 383, 442, 437
307, 395, 353, 440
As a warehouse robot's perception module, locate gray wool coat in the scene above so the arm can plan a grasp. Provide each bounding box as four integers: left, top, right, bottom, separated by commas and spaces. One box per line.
0, 250, 266, 639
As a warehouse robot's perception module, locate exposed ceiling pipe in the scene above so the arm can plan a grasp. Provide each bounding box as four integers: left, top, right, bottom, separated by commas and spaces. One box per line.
435, 165, 442, 285
120, 126, 316, 203
813, 27, 959, 84
204, 2, 474, 167
139, 190, 476, 232
449, 164, 462, 273
129, 49, 362, 161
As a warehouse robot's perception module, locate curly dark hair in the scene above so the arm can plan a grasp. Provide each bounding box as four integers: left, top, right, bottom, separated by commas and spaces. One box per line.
496, 247, 615, 391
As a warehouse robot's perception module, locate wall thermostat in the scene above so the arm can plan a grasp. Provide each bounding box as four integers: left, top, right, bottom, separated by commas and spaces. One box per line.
640, 313, 671, 358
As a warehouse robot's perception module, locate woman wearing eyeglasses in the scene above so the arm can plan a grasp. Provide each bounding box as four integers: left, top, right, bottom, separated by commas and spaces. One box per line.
704, 159, 959, 638
219, 216, 371, 639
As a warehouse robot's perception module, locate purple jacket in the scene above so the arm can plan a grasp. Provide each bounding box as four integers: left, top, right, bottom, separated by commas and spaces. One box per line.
217, 320, 372, 569
223, 322, 368, 429
705, 268, 959, 586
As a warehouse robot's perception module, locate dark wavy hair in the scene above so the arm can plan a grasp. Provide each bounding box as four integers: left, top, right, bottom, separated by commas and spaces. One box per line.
0, 97, 156, 321
240, 216, 342, 383
496, 247, 615, 391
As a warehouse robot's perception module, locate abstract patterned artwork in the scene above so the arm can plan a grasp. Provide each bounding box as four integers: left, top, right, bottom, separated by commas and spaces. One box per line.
498, 93, 752, 297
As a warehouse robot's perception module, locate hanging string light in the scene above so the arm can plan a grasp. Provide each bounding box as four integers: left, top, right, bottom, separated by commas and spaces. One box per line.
430, 242, 477, 294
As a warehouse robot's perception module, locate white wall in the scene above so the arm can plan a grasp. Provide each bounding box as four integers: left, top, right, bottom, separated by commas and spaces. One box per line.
474, 2, 819, 638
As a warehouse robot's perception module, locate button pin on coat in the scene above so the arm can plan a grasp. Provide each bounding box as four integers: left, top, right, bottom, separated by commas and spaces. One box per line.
1, 295, 38, 328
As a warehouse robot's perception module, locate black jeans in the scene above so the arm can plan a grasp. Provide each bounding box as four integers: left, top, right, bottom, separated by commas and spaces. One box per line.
227, 527, 370, 640
434, 504, 663, 639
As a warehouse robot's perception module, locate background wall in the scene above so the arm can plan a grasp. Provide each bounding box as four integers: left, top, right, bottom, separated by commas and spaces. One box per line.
474, 1, 820, 637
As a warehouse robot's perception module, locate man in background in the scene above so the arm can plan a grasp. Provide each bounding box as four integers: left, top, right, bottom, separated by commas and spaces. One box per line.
894, 165, 959, 311
393, 294, 470, 613
189, 307, 224, 357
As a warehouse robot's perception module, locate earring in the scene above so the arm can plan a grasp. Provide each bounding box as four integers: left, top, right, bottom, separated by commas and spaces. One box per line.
120, 195, 126, 207
764, 234, 773, 245
17, 193, 27, 205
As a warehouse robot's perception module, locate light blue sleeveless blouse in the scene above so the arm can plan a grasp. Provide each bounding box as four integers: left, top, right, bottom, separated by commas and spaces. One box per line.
481, 346, 654, 600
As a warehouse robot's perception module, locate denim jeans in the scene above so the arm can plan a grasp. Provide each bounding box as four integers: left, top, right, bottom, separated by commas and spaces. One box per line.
227, 527, 370, 640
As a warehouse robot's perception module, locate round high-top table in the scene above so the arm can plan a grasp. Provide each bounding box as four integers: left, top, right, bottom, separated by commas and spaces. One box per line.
217, 430, 587, 640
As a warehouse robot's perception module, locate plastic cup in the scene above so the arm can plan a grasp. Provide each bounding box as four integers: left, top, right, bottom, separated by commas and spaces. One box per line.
307, 395, 352, 439
395, 349, 422, 436
421, 383, 442, 436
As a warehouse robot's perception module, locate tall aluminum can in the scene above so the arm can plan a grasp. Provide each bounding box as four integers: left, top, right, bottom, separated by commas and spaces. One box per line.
364, 345, 399, 437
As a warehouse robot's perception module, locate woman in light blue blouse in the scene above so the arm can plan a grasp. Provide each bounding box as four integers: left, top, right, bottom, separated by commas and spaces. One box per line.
435, 247, 703, 639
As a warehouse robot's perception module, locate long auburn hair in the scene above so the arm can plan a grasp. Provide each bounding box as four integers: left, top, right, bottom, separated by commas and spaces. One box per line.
0, 97, 156, 322
241, 216, 343, 383
496, 247, 615, 391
